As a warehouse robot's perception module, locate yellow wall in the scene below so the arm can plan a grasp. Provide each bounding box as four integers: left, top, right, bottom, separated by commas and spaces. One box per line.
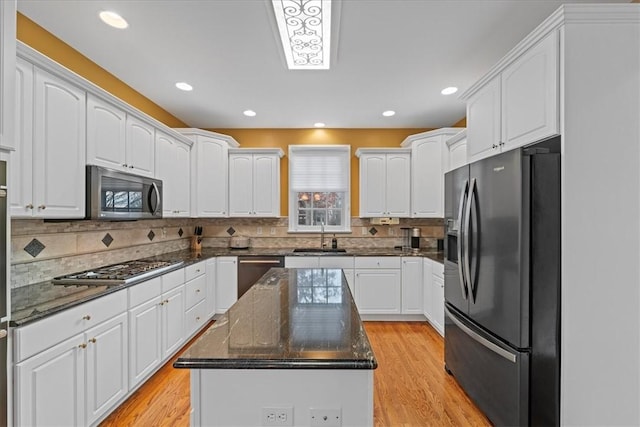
212, 128, 434, 216
16, 13, 188, 128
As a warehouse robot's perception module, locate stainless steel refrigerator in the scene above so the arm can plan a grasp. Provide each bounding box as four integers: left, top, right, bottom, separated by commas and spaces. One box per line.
444, 137, 560, 426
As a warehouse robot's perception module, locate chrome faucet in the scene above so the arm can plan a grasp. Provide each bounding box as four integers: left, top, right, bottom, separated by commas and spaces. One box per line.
320, 220, 326, 249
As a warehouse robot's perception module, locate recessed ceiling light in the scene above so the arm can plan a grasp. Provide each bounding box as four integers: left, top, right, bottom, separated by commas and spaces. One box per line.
314, 122, 326, 128
175, 82, 193, 91
243, 110, 257, 117
99, 11, 128, 29
441, 86, 458, 95
382, 110, 396, 117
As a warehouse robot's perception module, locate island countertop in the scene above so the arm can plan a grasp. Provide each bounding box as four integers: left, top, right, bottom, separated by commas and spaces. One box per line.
174, 268, 377, 370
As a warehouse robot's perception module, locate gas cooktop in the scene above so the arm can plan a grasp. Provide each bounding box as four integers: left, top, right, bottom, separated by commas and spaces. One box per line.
53, 260, 183, 286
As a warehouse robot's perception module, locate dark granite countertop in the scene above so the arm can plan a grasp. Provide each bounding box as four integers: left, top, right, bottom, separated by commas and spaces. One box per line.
174, 268, 377, 370
11, 248, 443, 327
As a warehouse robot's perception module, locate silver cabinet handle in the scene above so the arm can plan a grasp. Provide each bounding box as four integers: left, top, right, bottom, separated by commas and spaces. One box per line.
123, 164, 128, 168
83, 315, 91, 320
129, 165, 134, 169
38, 205, 46, 210
26, 203, 33, 209
89, 338, 97, 344
79, 343, 87, 349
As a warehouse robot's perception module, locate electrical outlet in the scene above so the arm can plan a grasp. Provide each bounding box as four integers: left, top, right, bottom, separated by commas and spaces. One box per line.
361, 227, 367, 235
262, 407, 293, 426
388, 228, 395, 236
310, 408, 341, 426
257, 227, 263, 235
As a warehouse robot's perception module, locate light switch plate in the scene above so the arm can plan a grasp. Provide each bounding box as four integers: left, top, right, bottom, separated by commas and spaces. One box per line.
310, 408, 341, 426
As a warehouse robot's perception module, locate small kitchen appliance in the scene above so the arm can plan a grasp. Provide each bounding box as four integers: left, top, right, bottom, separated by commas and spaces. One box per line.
411, 228, 421, 252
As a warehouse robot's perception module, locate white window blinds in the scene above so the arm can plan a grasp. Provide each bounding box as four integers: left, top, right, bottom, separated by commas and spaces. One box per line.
289, 145, 350, 192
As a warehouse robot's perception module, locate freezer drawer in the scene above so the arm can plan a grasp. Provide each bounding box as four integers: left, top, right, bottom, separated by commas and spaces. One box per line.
444, 306, 529, 426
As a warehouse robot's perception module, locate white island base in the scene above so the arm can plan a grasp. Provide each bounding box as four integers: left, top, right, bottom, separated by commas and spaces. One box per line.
190, 369, 374, 427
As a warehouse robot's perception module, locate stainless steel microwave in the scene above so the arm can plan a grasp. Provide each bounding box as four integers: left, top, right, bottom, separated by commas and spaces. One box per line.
86, 165, 162, 220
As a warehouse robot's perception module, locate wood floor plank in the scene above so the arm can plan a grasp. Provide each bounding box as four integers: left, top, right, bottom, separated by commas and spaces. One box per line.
101, 321, 490, 426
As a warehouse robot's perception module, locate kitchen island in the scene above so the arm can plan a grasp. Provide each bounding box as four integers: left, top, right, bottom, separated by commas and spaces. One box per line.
174, 267, 377, 427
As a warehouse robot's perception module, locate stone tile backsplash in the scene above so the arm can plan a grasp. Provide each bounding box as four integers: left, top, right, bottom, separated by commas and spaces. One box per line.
11, 217, 443, 288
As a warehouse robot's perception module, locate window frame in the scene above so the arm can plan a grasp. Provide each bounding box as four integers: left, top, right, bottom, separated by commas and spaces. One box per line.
288, 145, 351, 233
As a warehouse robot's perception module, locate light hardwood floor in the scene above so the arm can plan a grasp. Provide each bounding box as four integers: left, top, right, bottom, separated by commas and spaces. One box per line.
100, 321, 490, 427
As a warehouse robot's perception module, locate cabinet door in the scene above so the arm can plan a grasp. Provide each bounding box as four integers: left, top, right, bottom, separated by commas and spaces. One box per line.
228, 153, 254, 216
448, 138, 468, 172
432, 275, 445, 336
11, 58, 34, 217
193, 136, 228, 217
161, 286, 185, 360
467, 77, 501, 163
386, 153, 411, 217
401, 257, 423, 314
0, 0, 16, 150
359, 154, 386, 217
354, 269, 401, 314
502, 31, 559, 150
15, 334, 86, 427
253, 154, 280, 217
155, 132, 176, 217
128, 296, 162, 389
85, 313, 128, 425
126, 116, 155, 177
33, 67, 86, 218
411, 138, 443, 217
205, 258, 216, 319
423, 259, 433, 322
216, 257, 238, 313
86, 94, 126, 171
173, 141, 191, 217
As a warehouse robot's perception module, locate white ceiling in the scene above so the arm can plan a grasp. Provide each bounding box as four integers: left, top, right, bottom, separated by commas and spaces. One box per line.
17, 0, 626, 129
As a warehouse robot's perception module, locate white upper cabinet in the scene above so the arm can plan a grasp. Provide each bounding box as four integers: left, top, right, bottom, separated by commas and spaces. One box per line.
12, 64, 86, 218
466, 78, 502, 163
446, 129, 468, 172
501, 31, 559, 150
87, 94, 155, 177
125, 116, 155, 177
356, 148, 411, 217
401, 129, 460, 218
176, 129, 239, 218
0, 0, 16, 150
155, 131, 191, 217
463, 30, 559, 163
228, 148, 283, 217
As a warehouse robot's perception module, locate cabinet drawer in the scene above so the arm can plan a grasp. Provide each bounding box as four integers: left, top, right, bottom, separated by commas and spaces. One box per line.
355, 256, 401, 269
129, 276, 161, 307
185, 300, 208, 338
161, 267, 185, 293
284, 256, 319, 268
185, 274, 206, 310
185, 261, 206, 282
14, 290, 127, 362
432, 261, 444, 279
318, 256, 354, 269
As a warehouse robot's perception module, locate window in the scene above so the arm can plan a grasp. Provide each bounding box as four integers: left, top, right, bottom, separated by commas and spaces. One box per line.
288, 145, 350, 232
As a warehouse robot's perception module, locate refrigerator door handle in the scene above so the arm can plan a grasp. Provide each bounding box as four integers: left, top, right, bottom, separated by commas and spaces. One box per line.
457, 180, 469, 300
445, 306, 517, 363
463, 178, 475, 301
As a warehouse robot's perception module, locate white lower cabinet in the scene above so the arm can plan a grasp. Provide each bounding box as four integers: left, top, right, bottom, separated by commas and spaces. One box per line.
85, 313, 128, 425
161, 285, 186, 360
128, 296, 162, 390
401, 257, 423, 314
15, 311, 128, 426
431, 264, 445, 336
15, 334, 86, 426
205, 258, 216, 318
423, 258, 433, 322
216, 256, 238, 313
354, 257, 402, 315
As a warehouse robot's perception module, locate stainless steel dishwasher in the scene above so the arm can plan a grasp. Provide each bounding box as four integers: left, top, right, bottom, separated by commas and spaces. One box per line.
237, 256, 285, 298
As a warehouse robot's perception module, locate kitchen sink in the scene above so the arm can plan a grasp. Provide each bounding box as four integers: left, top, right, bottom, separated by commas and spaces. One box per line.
293, 248, 348, 254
